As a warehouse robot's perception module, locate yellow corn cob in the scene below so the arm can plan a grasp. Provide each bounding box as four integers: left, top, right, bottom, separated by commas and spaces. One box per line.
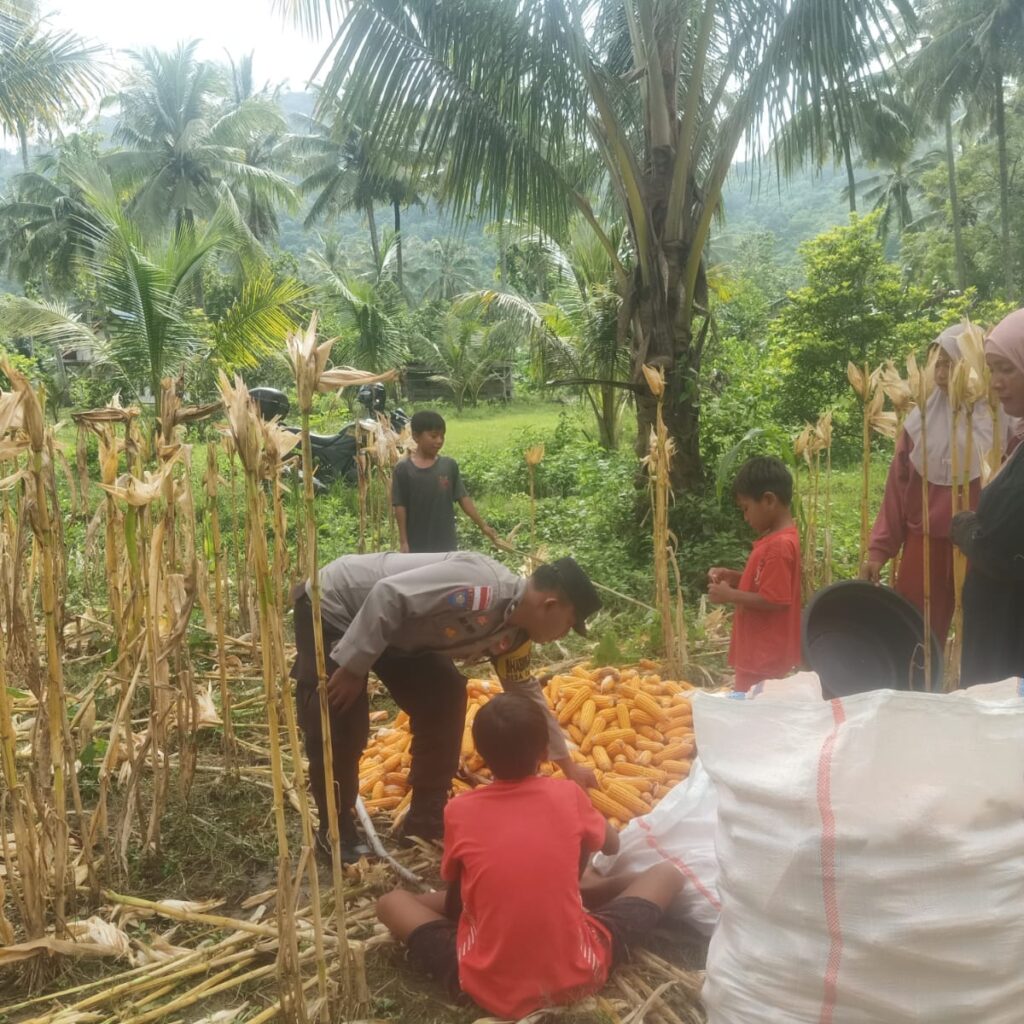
381, 752, 404, 772
611, 762, 667, 781
571, 664, 593, 679
590, 727, 637, 747
628, 709, 658, 728
578, 699, 597, 733
602, 781, 650, 816
589, 789, 635, 822
384, 771, 407, 786
607, 775, 653, 792
659, 758, 692, 775
633, 691, 666, 721
616, 703, 631, 730
635, 738, 662, 753
568, 724, 585, 745
365, 796, 403, 811
592, 745, 613, 772
558, 687, 590, 724
638, 726, 664, 743
654, 743, 691, 764
591, 694, 616, 709
634, 750, 654, 765
665, 700, 693, 718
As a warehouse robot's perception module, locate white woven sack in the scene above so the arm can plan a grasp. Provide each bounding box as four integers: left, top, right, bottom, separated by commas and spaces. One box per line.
693, 682, 1024, 1024
592, 758, 720, 935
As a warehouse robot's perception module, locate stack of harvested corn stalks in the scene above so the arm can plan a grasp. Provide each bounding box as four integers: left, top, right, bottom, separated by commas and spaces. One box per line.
359, 661, 697, 831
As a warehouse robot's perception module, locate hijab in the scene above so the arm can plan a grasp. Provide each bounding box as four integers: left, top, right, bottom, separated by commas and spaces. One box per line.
986, 308, 1024, 454
904, 324, 995, 486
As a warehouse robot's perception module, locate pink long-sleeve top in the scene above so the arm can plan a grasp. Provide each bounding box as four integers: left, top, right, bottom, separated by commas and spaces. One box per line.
868, 429, 981, 563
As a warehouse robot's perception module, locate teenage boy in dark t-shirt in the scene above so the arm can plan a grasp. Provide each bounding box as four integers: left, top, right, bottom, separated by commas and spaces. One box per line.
392, 410, 500, 553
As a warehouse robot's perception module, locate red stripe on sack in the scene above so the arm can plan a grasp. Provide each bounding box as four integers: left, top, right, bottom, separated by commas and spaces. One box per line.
636, 816, 721, 911
817, 699, 847, 1024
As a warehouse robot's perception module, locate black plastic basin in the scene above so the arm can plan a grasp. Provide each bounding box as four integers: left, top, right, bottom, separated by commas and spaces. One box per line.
803, 580, 944, 698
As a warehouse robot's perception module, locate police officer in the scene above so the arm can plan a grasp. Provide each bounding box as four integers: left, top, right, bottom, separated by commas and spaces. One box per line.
291, 551, 602, 862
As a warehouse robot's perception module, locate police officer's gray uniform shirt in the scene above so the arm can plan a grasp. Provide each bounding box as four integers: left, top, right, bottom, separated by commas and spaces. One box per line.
309, 551, 570, 759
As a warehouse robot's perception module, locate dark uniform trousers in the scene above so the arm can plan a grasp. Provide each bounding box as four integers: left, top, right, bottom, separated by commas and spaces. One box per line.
291, 584, 467, 824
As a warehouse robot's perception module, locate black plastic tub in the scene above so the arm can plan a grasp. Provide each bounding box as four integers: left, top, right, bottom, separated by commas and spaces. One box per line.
802, 580, 944, 698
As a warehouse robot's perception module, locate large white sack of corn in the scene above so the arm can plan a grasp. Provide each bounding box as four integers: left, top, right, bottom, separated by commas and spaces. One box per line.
693, 681, 1024, 1024
592, 757, 720, 935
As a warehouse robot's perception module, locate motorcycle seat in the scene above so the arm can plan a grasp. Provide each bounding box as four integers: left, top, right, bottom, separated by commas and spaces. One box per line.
307, 432, 343, 444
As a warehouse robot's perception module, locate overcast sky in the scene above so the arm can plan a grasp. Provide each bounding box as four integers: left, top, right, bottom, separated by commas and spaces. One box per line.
47, 0, 327, 91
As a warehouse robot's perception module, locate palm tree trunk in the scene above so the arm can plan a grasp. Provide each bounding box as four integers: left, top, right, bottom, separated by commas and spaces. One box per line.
18, 121, 29, 171
844, 141, 857, 214
944, 112, 968, 292
392, 199, 404, 292
365, 204, 381, 268
993, 73, 1015, 298
600, 383, 617, 449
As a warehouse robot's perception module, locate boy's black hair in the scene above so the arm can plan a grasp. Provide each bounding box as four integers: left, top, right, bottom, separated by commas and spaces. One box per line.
410, 409, 446, 435
733, 455, 793, 505
472, 694, 549, 780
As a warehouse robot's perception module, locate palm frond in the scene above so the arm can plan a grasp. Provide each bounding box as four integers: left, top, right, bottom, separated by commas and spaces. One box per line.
213, 272, 309, 369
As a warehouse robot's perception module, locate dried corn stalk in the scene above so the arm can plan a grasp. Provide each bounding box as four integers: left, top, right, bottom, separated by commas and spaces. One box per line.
286, 315, 361, 1013
3, 362, 72, 936
908, 351, 935, 689
218, 372, 307, 1023
641, 366, 686, 675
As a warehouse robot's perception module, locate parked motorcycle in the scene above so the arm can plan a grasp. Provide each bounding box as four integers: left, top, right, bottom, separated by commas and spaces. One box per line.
249, 383, 409, 489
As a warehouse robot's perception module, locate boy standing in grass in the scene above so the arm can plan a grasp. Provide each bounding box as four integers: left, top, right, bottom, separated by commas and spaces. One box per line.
392, 409, 499, 553
376, 695, 683, 1020
707, 455, 802, 691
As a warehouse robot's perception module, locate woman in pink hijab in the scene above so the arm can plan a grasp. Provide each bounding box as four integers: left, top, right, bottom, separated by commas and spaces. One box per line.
861, 325, 994, 643
952, 308, 1024, 685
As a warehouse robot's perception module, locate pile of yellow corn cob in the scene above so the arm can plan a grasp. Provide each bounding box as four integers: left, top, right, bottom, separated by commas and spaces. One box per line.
358, 661, 697, 832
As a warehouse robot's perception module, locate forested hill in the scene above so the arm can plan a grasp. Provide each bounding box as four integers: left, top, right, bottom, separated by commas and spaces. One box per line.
715, 160, 852, 266
3, 88, 854, 276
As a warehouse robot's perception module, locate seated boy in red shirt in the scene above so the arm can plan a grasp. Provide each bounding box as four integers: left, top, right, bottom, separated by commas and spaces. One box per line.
376, 695, 683, 1019
707, 455, 802, 692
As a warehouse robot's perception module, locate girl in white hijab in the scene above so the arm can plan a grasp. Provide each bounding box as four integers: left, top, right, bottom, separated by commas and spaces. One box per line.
860, 324, 994, 643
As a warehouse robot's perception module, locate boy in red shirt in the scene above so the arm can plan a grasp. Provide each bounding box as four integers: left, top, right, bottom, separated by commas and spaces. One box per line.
376, 695, 683, 1019
707, 455, 802, 691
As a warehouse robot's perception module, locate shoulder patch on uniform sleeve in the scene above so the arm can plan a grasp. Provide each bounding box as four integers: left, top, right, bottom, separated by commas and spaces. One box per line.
446, 586, 492, 611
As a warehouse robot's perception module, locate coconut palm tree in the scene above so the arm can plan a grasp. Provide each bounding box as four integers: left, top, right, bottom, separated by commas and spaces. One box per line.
284, 0, 915, 487
423, 312, 519, 412
417, 237, 481, 302
305, 249, 407, 372
222, 52, 298, 241
296, 111, 390, 267
4, 161, 306, 416
773, 79, 916, 214
0, 2, 102, 169
0, 131, 100, 292
910, 0, 1024, 298
106, 42, 295, 240
848, 151, 942, 240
